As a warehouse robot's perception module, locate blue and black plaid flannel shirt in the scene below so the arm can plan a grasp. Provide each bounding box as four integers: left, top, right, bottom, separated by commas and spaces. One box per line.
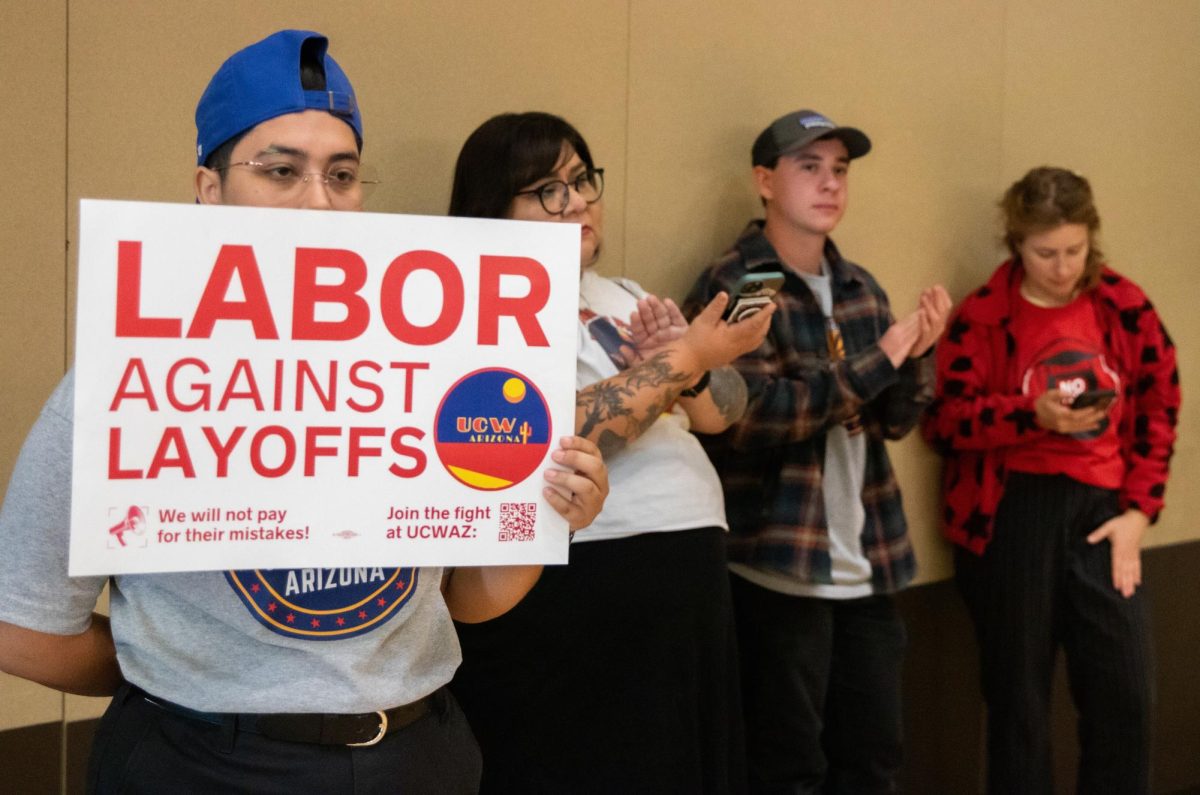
684, 221, 933, 593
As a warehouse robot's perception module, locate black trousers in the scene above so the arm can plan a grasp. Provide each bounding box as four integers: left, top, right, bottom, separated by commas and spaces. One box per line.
955, 472, 1154, 795
87, 683, 482, 794
730, 574, 906, 795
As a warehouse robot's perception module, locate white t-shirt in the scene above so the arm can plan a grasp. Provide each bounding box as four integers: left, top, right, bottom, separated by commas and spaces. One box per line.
729, 263, 873, 599
573, 269, 727, 543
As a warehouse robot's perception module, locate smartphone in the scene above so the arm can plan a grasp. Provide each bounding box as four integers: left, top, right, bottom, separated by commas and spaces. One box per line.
1071, 388, 1117, 409
723, 271, 784, 323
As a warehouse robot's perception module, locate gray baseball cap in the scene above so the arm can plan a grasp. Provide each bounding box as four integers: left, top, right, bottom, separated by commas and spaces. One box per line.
752, 109, 871, 167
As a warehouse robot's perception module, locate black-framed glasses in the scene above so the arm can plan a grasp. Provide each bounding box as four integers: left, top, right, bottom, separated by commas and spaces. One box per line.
217, 160, 381, 204
514, 168, 605, 215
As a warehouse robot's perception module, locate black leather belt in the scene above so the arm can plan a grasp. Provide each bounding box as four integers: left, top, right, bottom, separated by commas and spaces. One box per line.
137, 686, 433, 747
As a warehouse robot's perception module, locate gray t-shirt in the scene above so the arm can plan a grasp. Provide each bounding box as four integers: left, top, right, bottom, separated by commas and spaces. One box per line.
730, 263, 872, 599
0, 372, 461, 713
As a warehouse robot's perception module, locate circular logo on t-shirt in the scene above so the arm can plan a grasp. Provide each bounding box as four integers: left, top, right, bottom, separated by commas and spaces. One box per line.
1022, 338, 1120, 440
225, 567, 418, 641
433, 368, 551, 490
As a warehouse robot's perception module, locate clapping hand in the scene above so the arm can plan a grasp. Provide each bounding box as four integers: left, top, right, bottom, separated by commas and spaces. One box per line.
910, 285, 952, 358
879, 284, 953, 367
628, 295, 688, 356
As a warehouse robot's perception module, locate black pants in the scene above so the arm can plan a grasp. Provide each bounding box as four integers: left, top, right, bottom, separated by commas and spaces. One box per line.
955, 472, 1154, 795
87, 683, 482, 794
730, 574, 905, 795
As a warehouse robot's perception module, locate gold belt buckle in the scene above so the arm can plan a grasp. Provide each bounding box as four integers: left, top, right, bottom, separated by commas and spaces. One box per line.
347, 710, 388, 747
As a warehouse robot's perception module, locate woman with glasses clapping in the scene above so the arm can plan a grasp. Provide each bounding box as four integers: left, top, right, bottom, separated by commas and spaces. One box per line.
445, 112, 773, 793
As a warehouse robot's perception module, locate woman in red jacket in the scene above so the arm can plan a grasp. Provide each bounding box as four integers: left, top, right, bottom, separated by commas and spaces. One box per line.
923, 167, 1179, 795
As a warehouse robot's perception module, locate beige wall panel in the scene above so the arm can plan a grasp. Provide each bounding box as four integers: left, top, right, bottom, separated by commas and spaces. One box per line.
627, 1, 1007, 583
0, 3, 67, 489
1003, 0, 1200, 549
348, 2, 629, 223
0, 679, 62, 733
64, 692, 110, 723
0, 0, 68, 732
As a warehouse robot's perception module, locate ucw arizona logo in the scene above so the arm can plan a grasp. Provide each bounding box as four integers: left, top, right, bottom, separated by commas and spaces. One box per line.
455, 415, 534, 443
225, 567, 419, 640
434, 368, 551, 490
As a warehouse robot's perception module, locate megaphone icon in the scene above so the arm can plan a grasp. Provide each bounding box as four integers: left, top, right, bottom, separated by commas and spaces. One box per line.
108, 506, 146, 547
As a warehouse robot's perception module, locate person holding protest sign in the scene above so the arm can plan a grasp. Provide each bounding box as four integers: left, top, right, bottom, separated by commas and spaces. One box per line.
0, 31, 606, 794
445, 111, 773, 792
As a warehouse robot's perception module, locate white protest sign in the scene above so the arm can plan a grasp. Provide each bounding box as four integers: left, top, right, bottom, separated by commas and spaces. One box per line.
70, 200, 579, 575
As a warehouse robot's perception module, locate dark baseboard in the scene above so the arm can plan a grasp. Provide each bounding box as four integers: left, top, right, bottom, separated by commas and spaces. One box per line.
66, 719, 99, 794
897, 537, 1200, 794
0, 721, 61, 794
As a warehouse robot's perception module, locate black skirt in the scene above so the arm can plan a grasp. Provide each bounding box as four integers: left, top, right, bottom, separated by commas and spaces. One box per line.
450, 526, 746, 794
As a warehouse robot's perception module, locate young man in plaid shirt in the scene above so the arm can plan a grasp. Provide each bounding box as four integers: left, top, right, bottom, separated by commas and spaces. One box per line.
685, 109, 951, 793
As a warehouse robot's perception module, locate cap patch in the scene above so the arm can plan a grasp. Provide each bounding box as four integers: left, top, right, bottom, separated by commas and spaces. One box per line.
799, 114, 835, 130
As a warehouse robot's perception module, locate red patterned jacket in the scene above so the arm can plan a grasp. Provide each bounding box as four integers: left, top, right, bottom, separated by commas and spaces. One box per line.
921, 260, 1180, 554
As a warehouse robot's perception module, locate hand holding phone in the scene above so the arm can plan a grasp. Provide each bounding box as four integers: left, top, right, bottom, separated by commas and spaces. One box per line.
723, 272, 784, 323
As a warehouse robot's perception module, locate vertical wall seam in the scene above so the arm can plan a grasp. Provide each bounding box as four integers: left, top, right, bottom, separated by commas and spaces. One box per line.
60, 2, 69, 784
59, 692, 67, 795
1000, 0, 1009, 190
980, 3, 1010, 789
621, 0, 633, 277
62, 1, 70, 378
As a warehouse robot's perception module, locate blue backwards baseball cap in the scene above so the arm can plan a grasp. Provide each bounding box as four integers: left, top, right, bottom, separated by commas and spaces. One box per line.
195, 30, 362, 165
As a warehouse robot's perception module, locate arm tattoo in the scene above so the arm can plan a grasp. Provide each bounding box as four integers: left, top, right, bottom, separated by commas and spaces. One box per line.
577, 379, 634, 439
596, 429, 627, 459
623, 353, 685, 392
708, 366, 748, 424
576, 351, 692, 457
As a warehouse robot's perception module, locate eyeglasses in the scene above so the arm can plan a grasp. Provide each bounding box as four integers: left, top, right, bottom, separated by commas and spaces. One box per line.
218, 160, 381, 204
514, 168, 605, 215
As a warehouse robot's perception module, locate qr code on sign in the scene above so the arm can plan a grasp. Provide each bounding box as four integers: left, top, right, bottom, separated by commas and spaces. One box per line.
499, 502, 537, 542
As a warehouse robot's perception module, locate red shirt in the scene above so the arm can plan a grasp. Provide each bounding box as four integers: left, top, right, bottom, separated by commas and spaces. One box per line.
923, 261, 1180, 553
1005, 293, 1123, 487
